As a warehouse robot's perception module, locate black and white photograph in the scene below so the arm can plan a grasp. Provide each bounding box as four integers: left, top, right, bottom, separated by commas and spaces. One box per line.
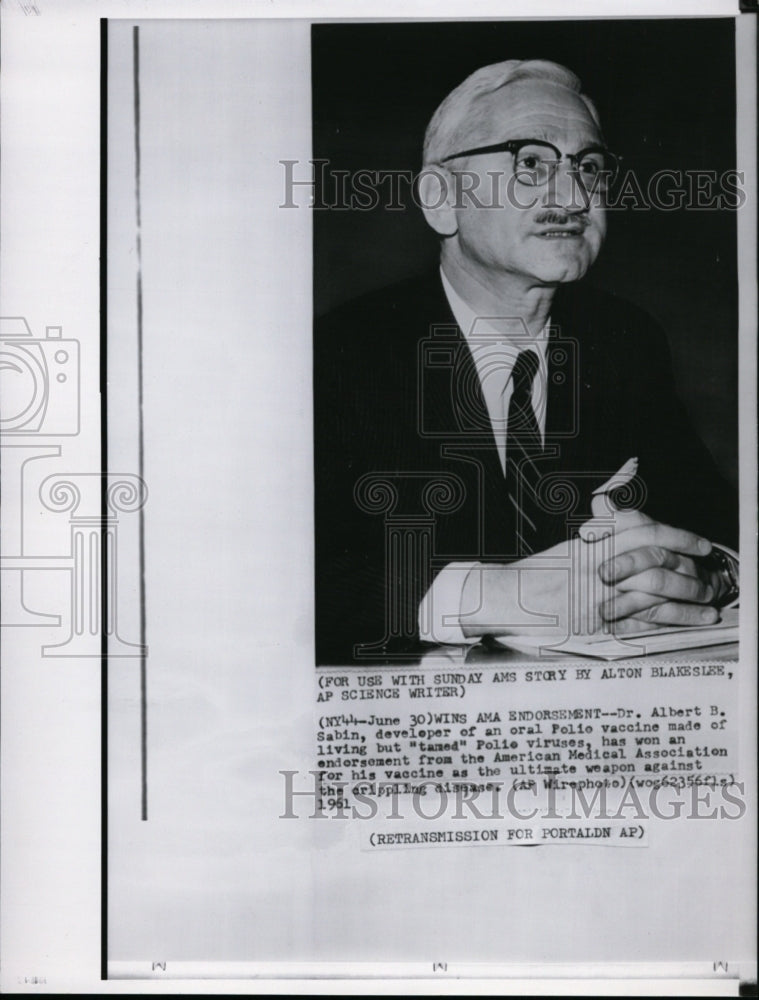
313, 19, 740, 666
0, 2, 756, 994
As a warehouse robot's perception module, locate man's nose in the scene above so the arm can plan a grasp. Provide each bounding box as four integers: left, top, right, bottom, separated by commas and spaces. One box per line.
542, 161, 591, 213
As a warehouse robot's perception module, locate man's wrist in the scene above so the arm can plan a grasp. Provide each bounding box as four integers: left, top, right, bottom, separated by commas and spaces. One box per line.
461, 562, 516, 638
418, 561, 482, 645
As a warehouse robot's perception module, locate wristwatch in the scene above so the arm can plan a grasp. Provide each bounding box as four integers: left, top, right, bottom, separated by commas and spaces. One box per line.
702, 546, 740, 608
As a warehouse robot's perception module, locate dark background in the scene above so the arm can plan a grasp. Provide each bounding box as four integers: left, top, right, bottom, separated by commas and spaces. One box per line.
312, 18, 739, 485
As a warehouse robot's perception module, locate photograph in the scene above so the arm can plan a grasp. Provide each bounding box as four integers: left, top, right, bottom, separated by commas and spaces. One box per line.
313, 20, 740, 665
1, 4, 755, 994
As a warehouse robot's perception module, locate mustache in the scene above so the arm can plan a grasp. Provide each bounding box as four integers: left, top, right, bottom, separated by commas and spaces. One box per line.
534, 211, 588, 227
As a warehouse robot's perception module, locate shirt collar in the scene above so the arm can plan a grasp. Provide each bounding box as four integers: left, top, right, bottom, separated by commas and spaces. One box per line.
439, 267, 550, 357
439, 267, 549, 462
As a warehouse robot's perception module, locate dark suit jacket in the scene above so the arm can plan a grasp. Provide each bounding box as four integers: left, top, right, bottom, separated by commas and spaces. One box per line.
314, 272, 737, 664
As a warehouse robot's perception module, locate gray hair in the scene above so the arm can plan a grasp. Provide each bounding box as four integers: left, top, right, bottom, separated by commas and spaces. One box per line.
423, 59, 601, 166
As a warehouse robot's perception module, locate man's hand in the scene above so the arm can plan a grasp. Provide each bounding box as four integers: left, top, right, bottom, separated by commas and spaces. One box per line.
583, 510, 725, 633
460, 509, 723, 640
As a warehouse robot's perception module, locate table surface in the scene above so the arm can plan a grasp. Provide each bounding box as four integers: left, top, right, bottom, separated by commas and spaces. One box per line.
321, 639, 739, 668
420, 639, 740, 666
322, 609, 741, 667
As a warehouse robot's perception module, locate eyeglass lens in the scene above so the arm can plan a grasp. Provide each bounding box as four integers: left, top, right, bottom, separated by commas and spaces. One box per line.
513, 144, 615, 189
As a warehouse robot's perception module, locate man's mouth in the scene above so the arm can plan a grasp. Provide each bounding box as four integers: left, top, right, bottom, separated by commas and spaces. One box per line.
536, 226, 586, 238
533, 212, 588, 238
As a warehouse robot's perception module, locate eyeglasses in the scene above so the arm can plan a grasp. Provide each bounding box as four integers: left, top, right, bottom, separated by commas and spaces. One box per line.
440, 138, 621, 190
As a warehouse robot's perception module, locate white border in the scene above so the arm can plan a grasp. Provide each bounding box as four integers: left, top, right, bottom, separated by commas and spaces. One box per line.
1, 1, 755, 994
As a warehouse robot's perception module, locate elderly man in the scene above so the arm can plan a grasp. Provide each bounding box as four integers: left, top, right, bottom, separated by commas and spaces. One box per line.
314, 59, 738, 664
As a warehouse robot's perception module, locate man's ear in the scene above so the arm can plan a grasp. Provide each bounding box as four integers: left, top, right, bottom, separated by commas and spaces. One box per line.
417, 166, 459, 237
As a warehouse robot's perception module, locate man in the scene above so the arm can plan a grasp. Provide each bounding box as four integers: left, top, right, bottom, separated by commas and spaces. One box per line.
314, 59, 738, 664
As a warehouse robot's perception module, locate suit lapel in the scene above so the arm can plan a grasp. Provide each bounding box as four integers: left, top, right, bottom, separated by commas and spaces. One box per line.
545, 288, 632, 525
417, 276, 514, 559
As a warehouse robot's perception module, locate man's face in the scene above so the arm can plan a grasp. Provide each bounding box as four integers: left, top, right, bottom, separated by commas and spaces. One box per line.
446, 79, 607, 288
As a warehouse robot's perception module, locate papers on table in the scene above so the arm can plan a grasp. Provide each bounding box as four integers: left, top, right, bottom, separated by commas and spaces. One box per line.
492, 609, 739, 660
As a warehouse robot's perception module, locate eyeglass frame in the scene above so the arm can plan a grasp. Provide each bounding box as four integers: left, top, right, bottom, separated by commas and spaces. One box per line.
439, 137, 621, 189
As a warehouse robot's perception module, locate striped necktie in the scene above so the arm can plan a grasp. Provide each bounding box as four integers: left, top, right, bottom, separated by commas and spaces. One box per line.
505, 349, 545, 556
